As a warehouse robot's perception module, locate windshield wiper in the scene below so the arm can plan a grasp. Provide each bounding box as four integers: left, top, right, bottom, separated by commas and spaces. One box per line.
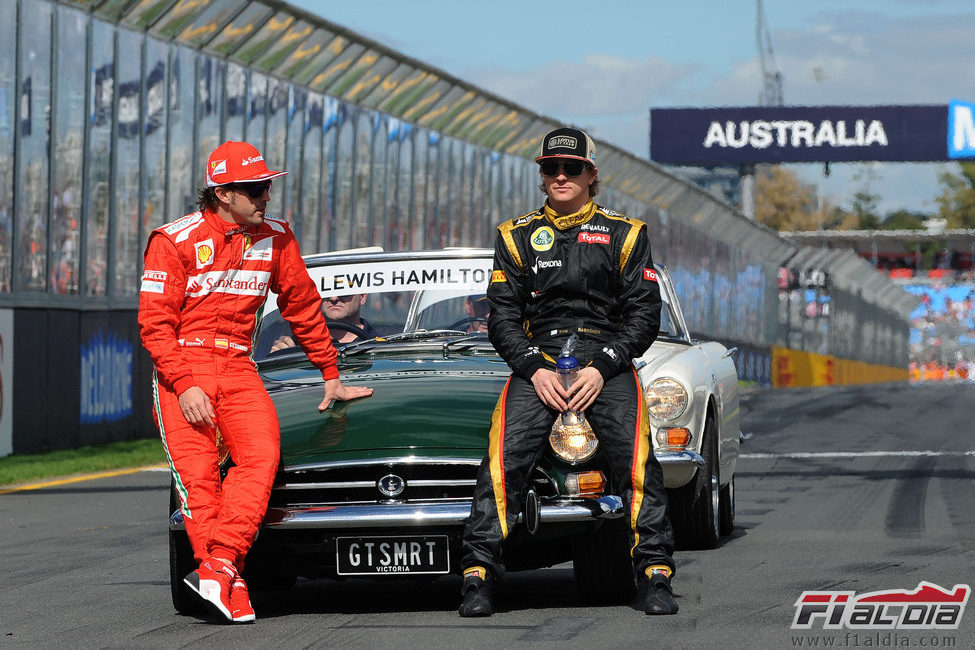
339, 329, 468, 357
443, 332, 493, 353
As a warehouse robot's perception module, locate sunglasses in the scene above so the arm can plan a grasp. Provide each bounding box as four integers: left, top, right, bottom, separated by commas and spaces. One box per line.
228, 180, 272, 198
539, 160, 589, 178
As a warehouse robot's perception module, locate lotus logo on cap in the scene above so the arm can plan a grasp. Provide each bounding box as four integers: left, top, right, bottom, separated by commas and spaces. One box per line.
378, 474, 406, 498
548, 135, 577, 150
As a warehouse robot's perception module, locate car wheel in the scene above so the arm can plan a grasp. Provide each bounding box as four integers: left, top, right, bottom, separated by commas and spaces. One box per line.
571, 517, 637, 605
243, 567, 297, 592
667, 416, 720, 550
719, 474, 736, 536
169, 484, 203, 615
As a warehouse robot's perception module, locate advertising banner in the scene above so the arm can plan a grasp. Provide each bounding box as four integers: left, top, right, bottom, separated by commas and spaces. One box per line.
0, 309, 11, 457
650, 105, 953, 164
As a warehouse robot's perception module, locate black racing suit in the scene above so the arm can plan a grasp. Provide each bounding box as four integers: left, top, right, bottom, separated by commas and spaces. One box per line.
461, 199, 675, 578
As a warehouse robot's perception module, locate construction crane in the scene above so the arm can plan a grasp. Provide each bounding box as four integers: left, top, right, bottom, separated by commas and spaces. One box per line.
756, 0, 784, 106
741, 0, 786, 219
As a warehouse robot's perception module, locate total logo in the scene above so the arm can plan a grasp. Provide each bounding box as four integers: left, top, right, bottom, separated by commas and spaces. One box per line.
531, 257, 562, 274
578, 232, 610, 245
791, 582, 969, 630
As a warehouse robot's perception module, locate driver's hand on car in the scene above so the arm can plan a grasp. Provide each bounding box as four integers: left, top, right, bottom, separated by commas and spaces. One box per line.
319, 377, 373, 412
270, 335, 297, 352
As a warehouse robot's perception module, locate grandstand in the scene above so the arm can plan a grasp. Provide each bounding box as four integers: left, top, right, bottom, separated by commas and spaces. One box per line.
784, 228, 975, 380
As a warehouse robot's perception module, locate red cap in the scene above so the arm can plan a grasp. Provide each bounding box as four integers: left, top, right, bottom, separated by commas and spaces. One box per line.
205, 140, 288, 187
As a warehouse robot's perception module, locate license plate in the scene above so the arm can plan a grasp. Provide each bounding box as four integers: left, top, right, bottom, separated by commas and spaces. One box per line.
335, 535, 450, 576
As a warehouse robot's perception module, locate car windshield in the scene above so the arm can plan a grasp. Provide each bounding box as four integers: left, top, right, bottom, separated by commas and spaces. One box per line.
657, 296, 683, 340
253, 253, 494, 360
252, 252, 685, 361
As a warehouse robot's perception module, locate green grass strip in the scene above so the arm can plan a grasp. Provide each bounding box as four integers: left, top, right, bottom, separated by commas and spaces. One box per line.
0, 438, 166, 488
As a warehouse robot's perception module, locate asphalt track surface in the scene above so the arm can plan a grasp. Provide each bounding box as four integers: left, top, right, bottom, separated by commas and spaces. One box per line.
2, 381, 973, 648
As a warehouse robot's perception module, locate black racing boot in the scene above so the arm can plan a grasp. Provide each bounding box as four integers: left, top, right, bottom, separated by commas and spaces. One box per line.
458, 567, 494, 617
642, 568, 679, 615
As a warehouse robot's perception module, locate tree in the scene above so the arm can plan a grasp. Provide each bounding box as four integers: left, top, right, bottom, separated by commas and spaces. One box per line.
935, 161, 975, 228
882, 209, 926, 230
753, 165, 818, 231
849, 164, 880, 229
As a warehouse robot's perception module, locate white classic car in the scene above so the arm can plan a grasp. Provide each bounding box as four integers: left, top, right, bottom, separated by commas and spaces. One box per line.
636, 265, 741, 550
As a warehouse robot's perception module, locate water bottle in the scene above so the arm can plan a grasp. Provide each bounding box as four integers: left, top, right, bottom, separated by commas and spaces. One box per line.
549, 335, 598, 461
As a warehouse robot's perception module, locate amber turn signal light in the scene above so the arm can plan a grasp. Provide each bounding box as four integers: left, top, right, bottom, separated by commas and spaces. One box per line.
564, 470, 607, 496
655, 427, 691, 449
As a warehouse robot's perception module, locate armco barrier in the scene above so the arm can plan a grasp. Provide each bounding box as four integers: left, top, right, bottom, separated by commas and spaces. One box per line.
771, 345, 908, 388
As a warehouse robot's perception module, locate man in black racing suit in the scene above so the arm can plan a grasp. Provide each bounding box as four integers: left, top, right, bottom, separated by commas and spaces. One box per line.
459, 127, 678, 617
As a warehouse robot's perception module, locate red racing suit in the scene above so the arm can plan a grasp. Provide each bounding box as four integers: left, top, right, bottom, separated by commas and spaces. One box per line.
139, 209, 338, 567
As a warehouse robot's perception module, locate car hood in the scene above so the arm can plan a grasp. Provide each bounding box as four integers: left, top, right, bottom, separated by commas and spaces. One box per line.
637, 338, 691, 374
264, 356, 510, 468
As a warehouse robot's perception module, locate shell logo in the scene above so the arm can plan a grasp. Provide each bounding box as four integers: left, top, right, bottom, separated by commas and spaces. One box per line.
197, 244, 213, 265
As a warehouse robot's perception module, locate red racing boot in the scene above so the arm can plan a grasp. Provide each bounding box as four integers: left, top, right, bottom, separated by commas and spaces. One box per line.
230, 576, 256, 623
183, 560, 237, 622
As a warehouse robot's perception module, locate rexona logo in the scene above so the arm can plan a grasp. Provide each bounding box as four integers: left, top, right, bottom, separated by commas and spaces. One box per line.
948, 99, 975, 159
80, 329, 133, 425
792, 582, 970, 630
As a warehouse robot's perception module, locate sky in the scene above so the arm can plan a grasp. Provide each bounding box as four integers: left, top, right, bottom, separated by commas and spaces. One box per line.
290, 0, 975, 218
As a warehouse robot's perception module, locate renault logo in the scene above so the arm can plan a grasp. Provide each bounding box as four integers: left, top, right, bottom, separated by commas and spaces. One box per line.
378, 474, 405, 498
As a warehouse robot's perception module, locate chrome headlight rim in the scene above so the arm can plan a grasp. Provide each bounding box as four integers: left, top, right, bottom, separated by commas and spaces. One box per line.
644, 376, 689, 422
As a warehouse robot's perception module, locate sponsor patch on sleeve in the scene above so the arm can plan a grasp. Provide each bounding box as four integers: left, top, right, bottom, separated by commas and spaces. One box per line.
140, 270, 167, 294
643, 268, 658, 282
491, 270, 507, 283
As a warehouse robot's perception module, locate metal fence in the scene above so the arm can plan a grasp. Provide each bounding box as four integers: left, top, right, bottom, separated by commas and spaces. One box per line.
0, 0, 916, 368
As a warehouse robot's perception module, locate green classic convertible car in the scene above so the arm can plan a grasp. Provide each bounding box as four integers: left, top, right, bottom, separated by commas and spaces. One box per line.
169, 248, 740, 613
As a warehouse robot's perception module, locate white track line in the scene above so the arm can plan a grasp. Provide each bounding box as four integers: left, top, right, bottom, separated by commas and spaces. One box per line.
740, 450, 975, 460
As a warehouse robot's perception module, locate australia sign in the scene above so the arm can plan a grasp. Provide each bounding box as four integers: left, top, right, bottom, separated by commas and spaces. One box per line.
649, 103, 975, 165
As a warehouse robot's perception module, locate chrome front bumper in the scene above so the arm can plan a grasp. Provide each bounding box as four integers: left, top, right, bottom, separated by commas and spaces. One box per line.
169, 494, 624, 531
654, 449, 706, 469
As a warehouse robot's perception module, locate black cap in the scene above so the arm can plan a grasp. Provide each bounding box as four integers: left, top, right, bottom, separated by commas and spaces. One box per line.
535, 127, 597, 170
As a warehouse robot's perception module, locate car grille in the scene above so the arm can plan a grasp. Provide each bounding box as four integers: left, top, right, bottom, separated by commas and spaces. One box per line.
269, 458, 557, 507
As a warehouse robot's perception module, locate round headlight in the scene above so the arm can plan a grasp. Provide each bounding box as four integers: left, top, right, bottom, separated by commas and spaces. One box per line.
645, 378, 688, 421
549, 413, 599, 463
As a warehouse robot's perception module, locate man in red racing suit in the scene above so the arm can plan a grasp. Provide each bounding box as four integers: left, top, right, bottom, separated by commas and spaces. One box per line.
459, 128, 677, 617
139, 141, 372, 623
